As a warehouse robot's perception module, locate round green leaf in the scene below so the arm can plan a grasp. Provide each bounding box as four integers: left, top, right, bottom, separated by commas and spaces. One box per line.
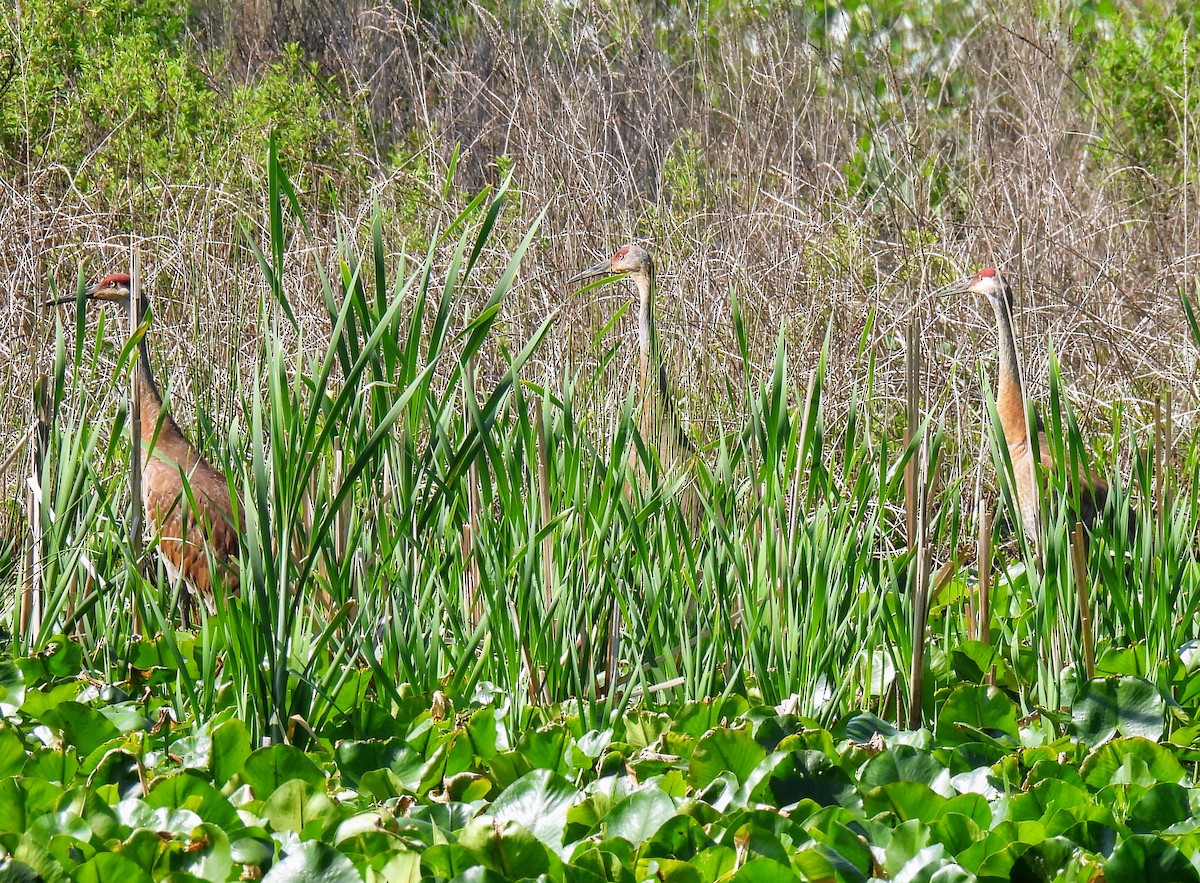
864, 781, 948, 823
38, 701, 120, 757
145, 772, 241, 830
758, 750, 859, 811
261, 778, 337, 835
262, 841, 362, 882
74, 853, 154, 883
0, 658, 26, 717
172, 823, 232, 883
420, 843, 480, 878
1009, 836, 1083, 883
1081, 738, 1185, 790
491, 769, 579, 855
0, 730, 28, 778
25, 811, 91, 846
728, 857, 796, 882
860, 745, 951, 794
1104, 833, 1199, 883
602, 787, 676, 845
935, 685, 1019, 748
689, 725, 767, 789
1129, 782, 1191, 833
458, 817, 552, 876
646, 814, 716, 862
1072, 676, 1165, 744
241, 744, 325, 796
335, 738, 405, 789
211, 719, 251, 786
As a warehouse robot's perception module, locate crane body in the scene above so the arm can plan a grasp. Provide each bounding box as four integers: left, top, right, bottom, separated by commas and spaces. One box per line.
944, 267, 1108, 541
49, 273, 240, 617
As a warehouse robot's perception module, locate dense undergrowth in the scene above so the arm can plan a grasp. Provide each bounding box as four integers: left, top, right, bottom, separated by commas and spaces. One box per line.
0, 640, 1198, 880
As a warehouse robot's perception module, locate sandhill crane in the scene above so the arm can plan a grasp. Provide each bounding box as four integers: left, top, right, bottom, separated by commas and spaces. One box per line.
570, 244, 693, 466
569, 243, 699, 692
47, 272, 240, 618
943, 267, 1109, 541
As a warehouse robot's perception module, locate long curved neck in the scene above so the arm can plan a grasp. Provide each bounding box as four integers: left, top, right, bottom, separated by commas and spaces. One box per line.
633, 265, 659, 388
991, 291, 1027, 447
130, 298, 185, 458
135, 337, 164, 431
631, 263, 690, 455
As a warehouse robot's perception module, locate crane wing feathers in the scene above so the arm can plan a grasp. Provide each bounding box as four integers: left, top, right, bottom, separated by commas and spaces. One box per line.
142, 456, 241, 595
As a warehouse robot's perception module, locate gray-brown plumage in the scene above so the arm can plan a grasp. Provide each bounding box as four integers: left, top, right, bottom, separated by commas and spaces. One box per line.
943, 267, 1109, 541
570, 244, 693, 468
48, 272, 240, 615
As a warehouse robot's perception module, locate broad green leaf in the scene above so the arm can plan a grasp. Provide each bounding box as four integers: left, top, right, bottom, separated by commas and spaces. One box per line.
935, 685, 1019, 748
689, 725, 766, 788
1128, 781, 1191, 833
0, 658, 26, 717
74, 853, 153, 883
931, 812, 985, 857
647, 814, 716, 862
261, 778, 337, 834
21, 748, 78, 786
211, 719, 251, 786
458, 818, 553, 876
18, 640, 83, 682
601, 787, 676, 845
757, 750, 860, 810
96, 702, 151, 734
491, 769, 579, 855
365, 851, 420, 883
25, 811, 91, 847
261, 841, 362, 883
11, 837, 65, 883
624, 711, 672, 749
859, 745, 952, 795
464, 706, 506, 761
634, 857, 702, 883
38, 701, 120, 757
727, 857, 795, 882
444, 772, 490, 802
1081, 737, 1185, 790
241, 744, 325, 796
173, 822, 233, 883
864, 781, 948, 823
881, 818, 933, 875
335, 739, 406, 789
1007, 836, 1078, 883
1104, 834, 1199, 882
420, 843, 479, 877
145, 772, 241, 830
1072, 677, 1165, 744
691, 846, 737, 882
0, 730, 27, 777
18, 681, 85, 719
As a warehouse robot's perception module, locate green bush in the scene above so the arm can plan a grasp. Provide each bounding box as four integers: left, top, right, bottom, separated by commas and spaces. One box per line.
0, 0, 363, 211
1088, 8, 1200, 185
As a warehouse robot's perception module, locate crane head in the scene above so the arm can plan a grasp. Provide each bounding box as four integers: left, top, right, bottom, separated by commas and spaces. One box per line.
939, 266, 1013, 311
569, 243, 653, 285
45, 272, 135, 308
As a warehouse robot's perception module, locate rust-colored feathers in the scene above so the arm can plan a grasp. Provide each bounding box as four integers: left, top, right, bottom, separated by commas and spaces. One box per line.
50, 273, 241, 616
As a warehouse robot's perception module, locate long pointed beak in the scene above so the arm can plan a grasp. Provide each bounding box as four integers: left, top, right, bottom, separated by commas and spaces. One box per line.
932, 276, 974, 298
43, 287, 92, 308
44, 284, 124, 308
568, 258, 614, 285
